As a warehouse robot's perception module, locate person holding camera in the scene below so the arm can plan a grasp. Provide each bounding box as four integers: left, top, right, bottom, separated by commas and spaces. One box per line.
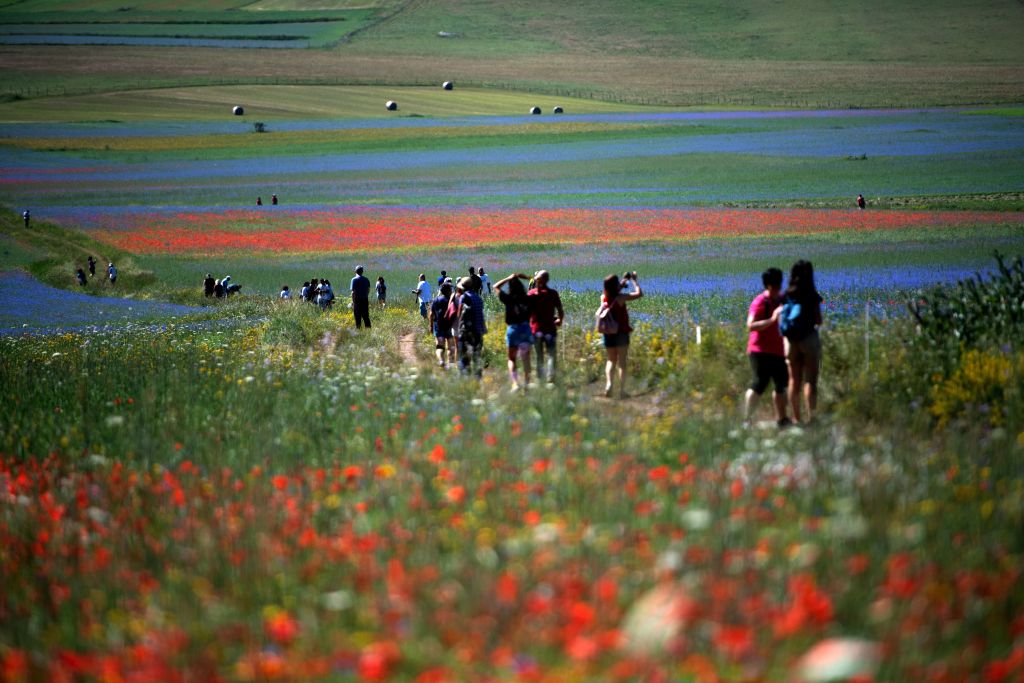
600, 271, 643, 398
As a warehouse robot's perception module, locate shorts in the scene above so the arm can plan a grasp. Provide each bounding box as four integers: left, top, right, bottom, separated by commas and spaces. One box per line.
749, 352, 788, 395
433, 322, 453, 340
534, 331, 557, 351
603, 332, 630, 348
785, 330, 821, 385
506, 322, 533, 350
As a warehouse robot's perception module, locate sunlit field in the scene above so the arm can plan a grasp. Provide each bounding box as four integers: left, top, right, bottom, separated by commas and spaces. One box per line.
2, 0, 1024, 676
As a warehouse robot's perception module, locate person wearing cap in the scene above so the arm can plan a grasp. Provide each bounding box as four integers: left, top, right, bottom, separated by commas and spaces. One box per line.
412, 273, 431, 320
528, 270, 564, 383
107, 262, 117, 286
203, 273, 215, 297
456, 277, 486, 377
350, 265, 372, 328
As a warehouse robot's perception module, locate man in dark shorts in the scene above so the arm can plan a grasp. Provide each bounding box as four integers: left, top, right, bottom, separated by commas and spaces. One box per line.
350, 265, 372, 328
743, 267, 790, 427
527, 270, 564, 383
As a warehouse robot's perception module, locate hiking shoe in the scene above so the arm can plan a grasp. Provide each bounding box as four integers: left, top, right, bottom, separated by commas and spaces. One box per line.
777, 417, 793, 428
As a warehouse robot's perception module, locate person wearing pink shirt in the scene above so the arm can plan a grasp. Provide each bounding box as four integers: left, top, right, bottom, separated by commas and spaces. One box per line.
743, 267, 791, 427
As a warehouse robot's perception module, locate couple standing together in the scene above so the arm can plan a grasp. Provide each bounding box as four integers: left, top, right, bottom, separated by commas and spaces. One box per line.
744, 260, 823, 426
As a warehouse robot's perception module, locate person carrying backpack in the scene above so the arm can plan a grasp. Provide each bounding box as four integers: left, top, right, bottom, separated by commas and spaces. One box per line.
779, 260, 823, 424
429, 278, 456, 368
456, 278, 486, 377
599, 271, 642, 398
494, 273, 533, 391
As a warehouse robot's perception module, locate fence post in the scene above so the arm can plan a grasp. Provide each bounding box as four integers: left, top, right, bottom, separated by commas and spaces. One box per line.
864, 301, 870, 372
696, 325, 702, 346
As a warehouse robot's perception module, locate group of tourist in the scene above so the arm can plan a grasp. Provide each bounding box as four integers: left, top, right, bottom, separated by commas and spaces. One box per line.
75, 256, 117, 287
195, 258, 823, 422
202, 274, 241, 298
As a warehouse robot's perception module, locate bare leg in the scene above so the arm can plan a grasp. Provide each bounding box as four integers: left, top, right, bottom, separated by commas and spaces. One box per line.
773, 392, 788, 422
520, 346, 532, 386
617, 345, 630, 398
605, 347, 619, 396
743, 388, 758, 422
804, 381, 817, 422
788, 361, 804, 423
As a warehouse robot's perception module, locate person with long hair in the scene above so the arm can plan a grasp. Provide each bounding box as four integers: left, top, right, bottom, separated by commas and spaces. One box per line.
494, 273, 534, 390
600, 271, 642, 398
781, 260, 823, 423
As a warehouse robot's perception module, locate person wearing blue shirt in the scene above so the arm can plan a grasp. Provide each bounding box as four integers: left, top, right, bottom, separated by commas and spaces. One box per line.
350, 265, 372, 328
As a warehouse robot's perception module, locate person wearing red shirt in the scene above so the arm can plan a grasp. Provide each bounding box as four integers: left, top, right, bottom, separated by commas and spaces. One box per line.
601, 271, 642, 398
527, 270, 564, 383
743, 267, 790, 427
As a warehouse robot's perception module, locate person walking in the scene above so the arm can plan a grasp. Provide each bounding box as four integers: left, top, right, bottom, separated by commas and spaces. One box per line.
280, 285, 291, 300
204, 273, 216, 297
467, 266, 483, 294
437, 270, 448, 287
22, 209, 29, 228
779, 260, 823, 424
87, 256, 97, 278
743, 268, 790, 427
271, 194, 278, 206
76, 268, 87, 287
412, 274, 431, 321
107, 262, 118, 286
257, 196, 263, 206
478, 267, 492, 296
429, 278, 456, 368
350, 266, 372, 328
494, 273, 534, 391
856, 194, 866, 210
528, 270, 564, 383
599, 271, 642, 398
317, 278, 335, 310
376, 276, 387, 308
456, 278, 486, 377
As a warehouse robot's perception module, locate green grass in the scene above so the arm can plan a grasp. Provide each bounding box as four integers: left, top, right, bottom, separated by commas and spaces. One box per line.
0, 85, 672, 122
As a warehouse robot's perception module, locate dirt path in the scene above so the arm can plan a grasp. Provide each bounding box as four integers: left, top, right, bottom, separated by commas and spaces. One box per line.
398, 331, 420, 367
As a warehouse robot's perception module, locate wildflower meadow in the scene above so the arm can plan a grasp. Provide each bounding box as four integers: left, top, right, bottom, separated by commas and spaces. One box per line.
1, 55, 1024, 682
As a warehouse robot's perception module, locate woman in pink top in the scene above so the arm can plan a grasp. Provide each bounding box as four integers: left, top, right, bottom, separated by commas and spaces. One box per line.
743, 267, 791, 427
601, 271, 642, 398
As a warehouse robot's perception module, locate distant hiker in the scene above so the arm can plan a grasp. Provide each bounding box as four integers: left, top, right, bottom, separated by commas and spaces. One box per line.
856, 194, 866, 210
22, 209, 29, 228
317, 278, 335, 310
494, 273, 534, 391
257, 196, 263, 206
351, 266, 371, 328
76, 268, 87, 287
780, 260, 824, 424
214, 279, 225, 298
203, 273, 215, 297
87, 256, 97, 278
429, 278, 456, 368
300, 281, 311, 302
479, 266, 492, 296
456, 278, 487, 377
437, 270, 448, 287
271, 194, 278, 205
376, 276, 387, 307
599, 271, 642, 398
743, 267, 790, 427
280, 285, 291, 300
528, 270, 564, 382
467, 266, 483, 294
412, 274, 431, 320
107, 262, 117, 286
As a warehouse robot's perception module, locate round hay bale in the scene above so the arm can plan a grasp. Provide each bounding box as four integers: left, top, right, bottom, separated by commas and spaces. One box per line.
442, 81, 454, 90
385, 100, 398, 111
529, 106, 541, 115
552, 106, 564, 114
232, 106, 245, 116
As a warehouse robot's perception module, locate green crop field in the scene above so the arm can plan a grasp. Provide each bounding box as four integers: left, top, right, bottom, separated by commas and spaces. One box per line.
1, 0, 1022, 106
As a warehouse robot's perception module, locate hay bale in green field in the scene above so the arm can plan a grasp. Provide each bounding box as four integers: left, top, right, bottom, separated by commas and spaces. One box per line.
385, 100, 398, 111
530, 106, 541, 115
552, 106, 564, 114
442, 81, 454, 90
232, 106, 244, 116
